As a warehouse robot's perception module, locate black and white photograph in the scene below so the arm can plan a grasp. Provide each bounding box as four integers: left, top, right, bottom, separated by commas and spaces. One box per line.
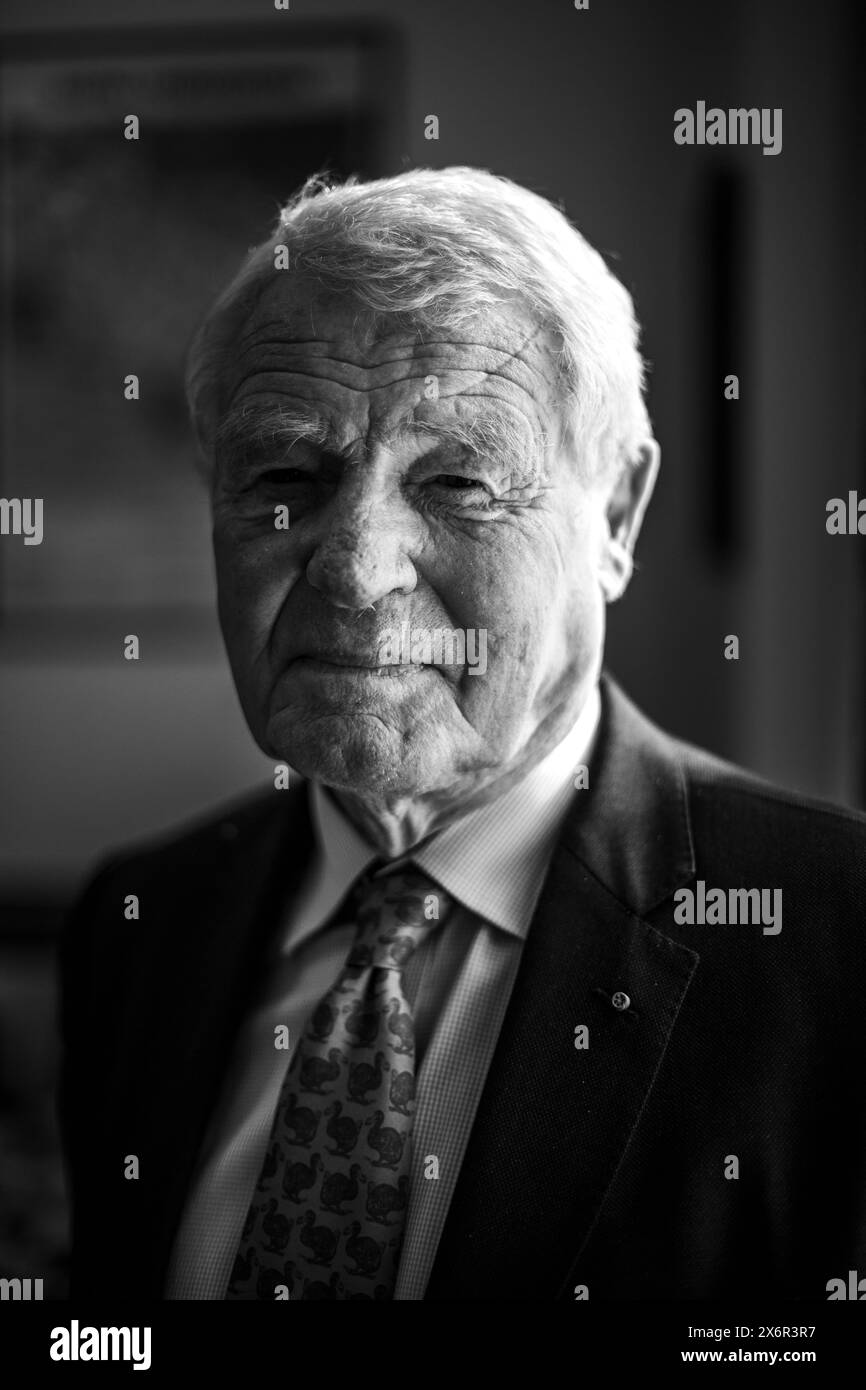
0, 0, 864, 1368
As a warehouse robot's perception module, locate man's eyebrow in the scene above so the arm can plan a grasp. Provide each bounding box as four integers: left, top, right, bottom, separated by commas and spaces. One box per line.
390, 409, 526, 461
214, 403, 331, 459
213, 401, 536, 465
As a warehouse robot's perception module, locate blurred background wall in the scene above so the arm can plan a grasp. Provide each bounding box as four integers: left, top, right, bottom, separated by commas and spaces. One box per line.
0, 0, 863, 1295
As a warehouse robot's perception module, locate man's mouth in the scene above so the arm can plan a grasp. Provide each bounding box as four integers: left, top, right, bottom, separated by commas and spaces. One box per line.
291, 655, 423, 676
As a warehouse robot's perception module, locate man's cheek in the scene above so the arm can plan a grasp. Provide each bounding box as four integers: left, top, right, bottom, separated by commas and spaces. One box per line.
217, 547, 292, 644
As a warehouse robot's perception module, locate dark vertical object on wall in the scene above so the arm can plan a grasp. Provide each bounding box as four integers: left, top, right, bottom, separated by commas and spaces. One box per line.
856, 0, 866, 811
860, 424, 866, 812
861, 479, 866, 809
699, 164, 750, 566
0, 79, 10, 627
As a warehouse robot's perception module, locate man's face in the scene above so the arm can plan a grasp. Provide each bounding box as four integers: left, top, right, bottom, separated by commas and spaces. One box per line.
211, 275, 615, 803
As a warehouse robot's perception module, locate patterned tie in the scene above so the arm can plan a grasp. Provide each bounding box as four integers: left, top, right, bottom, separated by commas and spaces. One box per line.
226, 865, 450, 1300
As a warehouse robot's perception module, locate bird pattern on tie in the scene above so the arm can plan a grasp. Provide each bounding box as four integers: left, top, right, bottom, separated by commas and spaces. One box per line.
226, 867, 449, 1300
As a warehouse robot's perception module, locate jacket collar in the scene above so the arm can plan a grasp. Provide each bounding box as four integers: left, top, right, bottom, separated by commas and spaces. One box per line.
563, 670, 696, 914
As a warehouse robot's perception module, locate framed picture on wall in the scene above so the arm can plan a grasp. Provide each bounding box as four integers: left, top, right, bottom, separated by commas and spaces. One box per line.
0, 22, 401, 641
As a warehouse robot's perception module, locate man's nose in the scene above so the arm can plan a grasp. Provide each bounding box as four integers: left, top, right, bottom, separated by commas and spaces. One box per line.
304, 481, 418, 611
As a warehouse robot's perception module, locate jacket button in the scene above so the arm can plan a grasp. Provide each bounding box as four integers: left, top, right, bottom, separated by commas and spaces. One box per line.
611, 991, 631, 1011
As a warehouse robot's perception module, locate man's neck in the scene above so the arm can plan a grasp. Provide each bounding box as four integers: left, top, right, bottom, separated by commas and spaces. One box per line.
327, 685, 600, 859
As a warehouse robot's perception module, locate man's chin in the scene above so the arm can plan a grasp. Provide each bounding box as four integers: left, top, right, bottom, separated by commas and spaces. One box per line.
265, 707, 436, 796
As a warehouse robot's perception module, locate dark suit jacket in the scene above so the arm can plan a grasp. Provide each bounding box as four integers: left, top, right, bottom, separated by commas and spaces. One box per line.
59, 674, 866, 1300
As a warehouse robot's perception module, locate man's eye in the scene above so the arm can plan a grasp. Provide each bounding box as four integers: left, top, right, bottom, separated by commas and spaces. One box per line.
257, 468, 311, 485
433, 474, 487, 491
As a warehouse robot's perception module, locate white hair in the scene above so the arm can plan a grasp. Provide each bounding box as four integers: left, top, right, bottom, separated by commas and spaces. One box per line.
186, 166, 653, 481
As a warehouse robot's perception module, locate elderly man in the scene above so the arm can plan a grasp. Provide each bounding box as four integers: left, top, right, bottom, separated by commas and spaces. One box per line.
60, 167, 866, 1302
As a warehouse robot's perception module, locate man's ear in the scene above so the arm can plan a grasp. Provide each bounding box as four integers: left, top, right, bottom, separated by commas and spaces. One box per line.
598, 439, 660, 603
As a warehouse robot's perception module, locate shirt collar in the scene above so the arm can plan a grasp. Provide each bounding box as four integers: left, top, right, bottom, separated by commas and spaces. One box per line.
412, 683, 600, 937
295, 683, 601, 949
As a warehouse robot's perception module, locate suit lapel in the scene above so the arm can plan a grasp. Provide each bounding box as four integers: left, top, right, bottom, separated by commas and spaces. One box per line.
425, 675, 700, 1300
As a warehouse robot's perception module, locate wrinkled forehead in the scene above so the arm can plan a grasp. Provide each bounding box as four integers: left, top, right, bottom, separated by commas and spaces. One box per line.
224, 271, 565, 416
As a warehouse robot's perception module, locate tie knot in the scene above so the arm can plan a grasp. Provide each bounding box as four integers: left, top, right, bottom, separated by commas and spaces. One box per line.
347, 867, 449, 971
